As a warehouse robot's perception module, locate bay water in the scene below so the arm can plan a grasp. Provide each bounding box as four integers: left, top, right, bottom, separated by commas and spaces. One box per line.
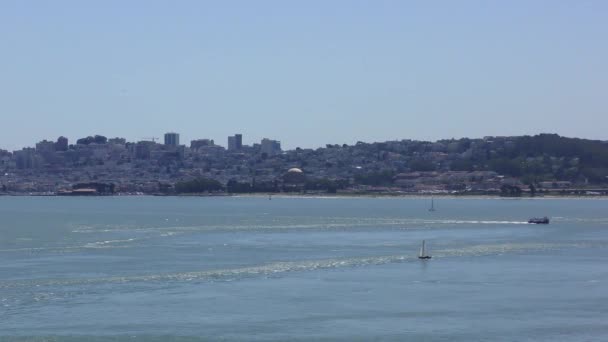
1, 196, 607, 341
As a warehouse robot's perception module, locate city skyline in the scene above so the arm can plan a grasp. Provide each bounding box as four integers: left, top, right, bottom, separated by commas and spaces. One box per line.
3, 131, 608, 196
2, 130, 608, 153
2, 1, 608, 151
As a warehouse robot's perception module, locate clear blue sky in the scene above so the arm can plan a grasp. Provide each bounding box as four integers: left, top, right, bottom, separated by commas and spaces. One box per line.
1, 0, 607, 151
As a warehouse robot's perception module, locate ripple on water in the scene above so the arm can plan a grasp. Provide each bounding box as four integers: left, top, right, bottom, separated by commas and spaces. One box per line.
1, 241, 602, 290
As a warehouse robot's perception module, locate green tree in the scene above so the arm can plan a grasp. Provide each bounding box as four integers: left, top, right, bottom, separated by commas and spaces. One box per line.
528, 184, 536, 197
175, 178, 224, 193
409, 159, 436, 172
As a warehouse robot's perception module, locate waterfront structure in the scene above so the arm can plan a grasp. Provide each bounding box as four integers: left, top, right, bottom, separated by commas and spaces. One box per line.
164, 132, 180, 146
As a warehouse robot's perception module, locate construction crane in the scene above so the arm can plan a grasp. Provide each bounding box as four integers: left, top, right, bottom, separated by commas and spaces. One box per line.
141, 137, 159, 143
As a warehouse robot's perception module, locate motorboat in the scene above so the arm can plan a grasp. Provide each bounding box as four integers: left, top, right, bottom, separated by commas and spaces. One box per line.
528, 217, 550, 224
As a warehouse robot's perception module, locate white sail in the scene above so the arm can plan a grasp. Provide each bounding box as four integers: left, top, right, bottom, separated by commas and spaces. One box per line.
419, 240, 426, 257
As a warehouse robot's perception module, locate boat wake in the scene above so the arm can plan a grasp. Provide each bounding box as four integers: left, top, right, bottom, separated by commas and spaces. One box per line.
0, 237, 142, 253
2, 241, 604, 290
83, 238, 138, 248
428, 219, 529, 225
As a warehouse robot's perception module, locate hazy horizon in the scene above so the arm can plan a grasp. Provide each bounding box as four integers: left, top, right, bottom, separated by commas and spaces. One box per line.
1, 0, 607, 151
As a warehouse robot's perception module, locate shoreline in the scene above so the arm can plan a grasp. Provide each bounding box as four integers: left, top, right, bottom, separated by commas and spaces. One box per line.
2, 192, 608, 200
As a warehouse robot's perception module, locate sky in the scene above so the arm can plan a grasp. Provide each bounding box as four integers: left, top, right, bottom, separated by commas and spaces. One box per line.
1, 0, 607, 151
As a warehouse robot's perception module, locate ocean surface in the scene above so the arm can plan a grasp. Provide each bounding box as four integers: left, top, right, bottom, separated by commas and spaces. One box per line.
1, 196, 607, 341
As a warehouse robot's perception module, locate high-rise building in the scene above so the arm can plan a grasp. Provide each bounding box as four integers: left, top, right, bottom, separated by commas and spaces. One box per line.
228, 136, 237, 151
14, 148, 40, 169
164, 132, 180, 146
235, 134, 243, 149
228, 134, 243, 151
261, 138, 282, 155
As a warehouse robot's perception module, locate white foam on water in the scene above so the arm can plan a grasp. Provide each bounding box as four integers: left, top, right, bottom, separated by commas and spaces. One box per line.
83, 238, 137, 248
0, 238, 140, 253
65, 217, 538, 240
3, 241, 604, 290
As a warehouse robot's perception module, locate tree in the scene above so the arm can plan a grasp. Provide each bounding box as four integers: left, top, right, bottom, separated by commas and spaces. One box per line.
529, 184, 536, 197
304, 178, 346, 193
450, 159, 475, 171
490, 159, 522, 177
500, 184, 522, 197
354, 171, 395, 186
76, 135, 108, 145
226, 179, 252, 193
175, 178, 224, 193
409, 159, 436, 172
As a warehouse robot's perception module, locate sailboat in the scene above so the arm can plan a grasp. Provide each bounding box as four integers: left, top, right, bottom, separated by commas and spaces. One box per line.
428, 198, 436, 212
418, 240, 432, 259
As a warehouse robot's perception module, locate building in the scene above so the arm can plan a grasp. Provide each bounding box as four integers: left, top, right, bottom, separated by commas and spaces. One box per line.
261, 138, 281, 155
36, 140, 56, 154
228, 136, 236, 151
164, 132, 180, 146
134, 141, 156, 159
235, 134, 243, 149
228, 134, 243, 151
190, 139, 215, 149
108, 137, 126, 145
55, 136, 68, 151
0, 150, 11, 169
14, 148, 40, 169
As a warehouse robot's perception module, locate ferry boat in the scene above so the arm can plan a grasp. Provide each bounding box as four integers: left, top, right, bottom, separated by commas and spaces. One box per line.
528, 216, 550, 224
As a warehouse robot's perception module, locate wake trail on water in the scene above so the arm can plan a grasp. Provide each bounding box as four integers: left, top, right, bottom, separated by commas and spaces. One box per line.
0, 238, 146, 253
0, 219, 534, 254
83, 219, 533, 234
68, 218, 534, 234
1, 241, 605, 290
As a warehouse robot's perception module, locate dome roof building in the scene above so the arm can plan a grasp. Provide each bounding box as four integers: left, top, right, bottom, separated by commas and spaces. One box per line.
283, 168, 306, 186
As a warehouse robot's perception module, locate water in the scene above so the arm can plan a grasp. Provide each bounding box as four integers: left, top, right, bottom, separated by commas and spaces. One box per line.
1, 196, 607, 341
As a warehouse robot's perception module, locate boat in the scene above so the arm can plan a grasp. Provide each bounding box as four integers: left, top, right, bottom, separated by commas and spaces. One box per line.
528, 216, 550, 224
418, 240, 432, 259
428, 198, 436, 212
